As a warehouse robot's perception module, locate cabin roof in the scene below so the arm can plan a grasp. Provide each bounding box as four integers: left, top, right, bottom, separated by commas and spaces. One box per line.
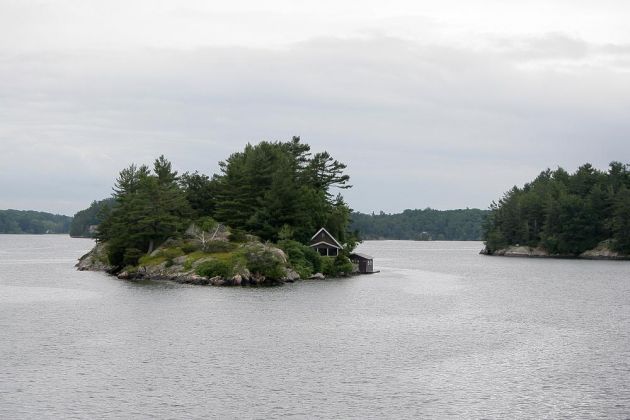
350, 252, 373, 260
310, 227, 343, 249
310, 240, 341, 249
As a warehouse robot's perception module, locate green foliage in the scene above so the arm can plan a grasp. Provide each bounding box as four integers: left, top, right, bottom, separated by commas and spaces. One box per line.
333, 254, 353, 275
0, 209, 72, 234
97, 156, 192, 268
123, 248, 144, 267
69, 198, 115, 237
91, 137, 355, 270
214, 136, 354, 245
137, 247, 184, 266
181, 241, 200, 254
243, 249, 285, 280
483, 162, 630, 255
196, 259, 232, 278
351, 208, 489, 241
278, 239, 323, 278
612, 186, 630, 253
320, 257, 335, 276
228, 229, 248, 243
204, 240, 237, 253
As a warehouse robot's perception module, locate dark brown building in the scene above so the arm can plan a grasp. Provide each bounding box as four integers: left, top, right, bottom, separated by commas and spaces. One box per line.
309, 227, 342, 256
350, 253, 375, 273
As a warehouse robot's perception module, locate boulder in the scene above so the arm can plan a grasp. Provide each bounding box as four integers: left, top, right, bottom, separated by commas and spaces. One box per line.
209, 276, 225, 286
309, 273, 325, 280
284, 269, 300, 283
232, 274, 242, 286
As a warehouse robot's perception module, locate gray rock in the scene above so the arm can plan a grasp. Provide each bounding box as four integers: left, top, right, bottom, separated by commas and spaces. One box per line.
309, 273, 325, 280
209, 276, 225, 286
232, 274, 242, 286
284, 269, 300, 282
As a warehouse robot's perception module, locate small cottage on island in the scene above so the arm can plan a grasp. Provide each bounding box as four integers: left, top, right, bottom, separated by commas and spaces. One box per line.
309, 227, 342, 256
309, 227, 378, 274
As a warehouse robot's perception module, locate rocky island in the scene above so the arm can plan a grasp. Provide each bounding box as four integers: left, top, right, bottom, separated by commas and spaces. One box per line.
75, 137, 361, 286
481, 162, 630, 261
77, 224, 355, 286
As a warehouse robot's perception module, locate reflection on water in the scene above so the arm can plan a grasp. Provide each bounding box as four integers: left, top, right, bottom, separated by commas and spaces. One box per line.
1, 235, 629, 419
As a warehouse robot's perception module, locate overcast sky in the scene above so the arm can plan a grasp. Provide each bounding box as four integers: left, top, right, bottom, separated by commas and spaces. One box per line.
1, 0, 629, 215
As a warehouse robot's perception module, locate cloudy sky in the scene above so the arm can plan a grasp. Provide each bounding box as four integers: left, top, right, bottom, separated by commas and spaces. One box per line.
1, 0, 629, 215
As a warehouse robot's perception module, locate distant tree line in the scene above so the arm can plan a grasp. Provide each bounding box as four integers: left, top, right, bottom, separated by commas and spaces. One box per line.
0, 209, 72, 234
483, 162, 630, 255
350, 208, 489, 240
95, 137, 357, 267
69, 198, 115, 237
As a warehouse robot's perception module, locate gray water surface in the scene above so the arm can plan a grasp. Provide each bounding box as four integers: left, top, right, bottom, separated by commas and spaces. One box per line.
1, 235, 629, 419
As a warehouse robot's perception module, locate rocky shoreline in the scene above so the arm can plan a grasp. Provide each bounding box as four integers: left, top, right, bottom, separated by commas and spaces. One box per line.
480, 242, 630, 260
77, 241, 338, 287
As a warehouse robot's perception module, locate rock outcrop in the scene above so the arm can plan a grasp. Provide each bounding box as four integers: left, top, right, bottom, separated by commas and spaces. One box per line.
76, 239, 317, 287
76, 242, 115, 272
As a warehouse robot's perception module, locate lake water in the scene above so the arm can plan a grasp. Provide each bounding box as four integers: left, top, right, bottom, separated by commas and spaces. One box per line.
1, 235, 629, 419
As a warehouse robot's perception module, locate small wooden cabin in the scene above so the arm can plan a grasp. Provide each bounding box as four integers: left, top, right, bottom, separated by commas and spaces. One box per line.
309, 227, 342, 257
350, 253, 375, 274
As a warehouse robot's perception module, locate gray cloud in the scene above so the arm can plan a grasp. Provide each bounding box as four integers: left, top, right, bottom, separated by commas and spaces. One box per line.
1, 35, 629, 215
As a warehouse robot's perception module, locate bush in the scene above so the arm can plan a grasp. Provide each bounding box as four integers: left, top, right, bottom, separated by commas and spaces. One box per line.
159, 247, 184, 259
278, 239, 322, 277
228, 229, 248, 243
320, 254, 353, 276
123, 248, 143, 266
244, 249, 284, 279
333, 254, 353, 275
196, 259, 232, 278
204, 240, 237, 254
321, 257, 335, 276
181, 242, 200, 254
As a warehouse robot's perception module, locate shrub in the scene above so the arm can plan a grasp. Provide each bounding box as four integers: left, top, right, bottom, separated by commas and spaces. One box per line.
196, 259, 232, 278
244, 249, 284, 279
123, 248, 143, 266
159, 247, 184, 259
320, 257, 335, 276
278, 239, 322, 277
333, 254, 353, 275
181, 242, 200, 254
204, 240, 237, 254
228, 229, 248, 243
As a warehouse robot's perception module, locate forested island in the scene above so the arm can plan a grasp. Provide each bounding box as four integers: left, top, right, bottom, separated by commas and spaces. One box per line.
482, 162, 630, 259
78, 137, 359, 285
0, 210, 72, 234
350, 208, 488, 240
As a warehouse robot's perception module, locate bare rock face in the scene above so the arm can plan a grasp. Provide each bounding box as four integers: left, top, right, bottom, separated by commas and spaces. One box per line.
499, 246, 549, 257
76, 242, 114, 272
309, 273, 325, 280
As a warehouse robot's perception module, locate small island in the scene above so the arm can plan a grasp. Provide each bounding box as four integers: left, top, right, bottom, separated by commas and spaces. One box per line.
77, 137, 367, 286
481, 162, 630, 260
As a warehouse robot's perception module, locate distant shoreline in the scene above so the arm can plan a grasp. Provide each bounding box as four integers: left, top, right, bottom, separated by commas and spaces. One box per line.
480, 244, 630, 261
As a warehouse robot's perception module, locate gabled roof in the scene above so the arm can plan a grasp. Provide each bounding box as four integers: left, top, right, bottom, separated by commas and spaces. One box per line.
310, 227, 343, 248
310, 241, 341, 249
350, 252, 373, 260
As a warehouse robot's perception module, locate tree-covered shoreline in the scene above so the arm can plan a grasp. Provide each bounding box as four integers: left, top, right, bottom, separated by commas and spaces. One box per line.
482, 162, 630, 256
350, 208, 488, 240
0, 209, 72, 234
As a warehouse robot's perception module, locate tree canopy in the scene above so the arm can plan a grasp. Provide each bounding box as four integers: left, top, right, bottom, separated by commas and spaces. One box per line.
69, 198, 115, 237
96, 138, 356, 267
483, 162, 630, 255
